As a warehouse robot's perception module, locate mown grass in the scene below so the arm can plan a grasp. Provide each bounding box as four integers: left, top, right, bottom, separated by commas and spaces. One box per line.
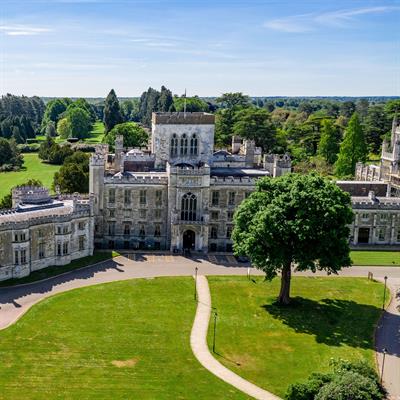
207, 276, 386, 397
351, 250, 400, 266
0, 251, 120, 287
0, 153, 60, 200
0, 278, 248, 400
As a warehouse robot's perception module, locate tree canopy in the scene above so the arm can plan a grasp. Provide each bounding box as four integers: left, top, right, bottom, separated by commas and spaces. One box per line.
103, 89, 123, 133
103, 122, 148, 150
232, 173, 353, 304
335, 112, 368, 177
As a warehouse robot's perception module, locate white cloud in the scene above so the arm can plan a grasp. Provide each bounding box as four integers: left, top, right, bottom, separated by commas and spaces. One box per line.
264, 6, 400, 33
0, 24, 52, 36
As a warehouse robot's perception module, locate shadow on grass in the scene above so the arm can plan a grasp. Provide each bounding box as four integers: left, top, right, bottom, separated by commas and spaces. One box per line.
262, 297, 385, 351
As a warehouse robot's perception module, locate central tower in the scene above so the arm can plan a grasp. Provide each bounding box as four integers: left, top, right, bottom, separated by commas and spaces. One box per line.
151, 112, 215, 169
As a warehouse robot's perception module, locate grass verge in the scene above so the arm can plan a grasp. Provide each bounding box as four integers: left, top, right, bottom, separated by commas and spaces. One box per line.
0, 278, 247, 399
0, 251, 119, 287
351, 250, 400, 266
207, 276, 387, 397
0, 153, 60, 200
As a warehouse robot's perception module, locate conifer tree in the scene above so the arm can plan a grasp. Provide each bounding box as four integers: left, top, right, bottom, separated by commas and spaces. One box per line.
317, 119, 340, 164
335, 113, 367, 177
103, 89, 123, 133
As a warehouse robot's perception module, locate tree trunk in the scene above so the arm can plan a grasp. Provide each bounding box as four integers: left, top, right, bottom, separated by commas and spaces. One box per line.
278, 260, 292, 305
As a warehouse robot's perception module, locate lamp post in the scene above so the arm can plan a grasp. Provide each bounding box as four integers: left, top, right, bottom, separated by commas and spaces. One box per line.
212, 310, 218, 353
382, 276, 388, 310
194, 266, 198, 301
380, 348, 387, 384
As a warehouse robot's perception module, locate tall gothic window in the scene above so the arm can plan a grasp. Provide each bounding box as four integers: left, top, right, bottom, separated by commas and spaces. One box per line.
170, 134, 178, 157
190, 134, 198, 155
181, 192, 197, 221
180, 134, 188, 156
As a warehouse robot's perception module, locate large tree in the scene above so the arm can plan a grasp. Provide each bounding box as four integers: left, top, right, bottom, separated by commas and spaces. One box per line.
317, 119, 340, 164
232, 173, 353, 305
335, 112, 368, 177
53, 151, 89, 193
103, 122, 148, 150
364, 104, 391, 154
233, 107, 276, 151
0, 137, 23, 169
103, 89, 123, 133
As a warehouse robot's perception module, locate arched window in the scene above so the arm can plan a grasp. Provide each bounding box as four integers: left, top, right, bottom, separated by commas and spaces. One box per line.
180, 134, 188, 156
190, 134, 198, 155
170, 134, 178, 157
181, 192, 197, 221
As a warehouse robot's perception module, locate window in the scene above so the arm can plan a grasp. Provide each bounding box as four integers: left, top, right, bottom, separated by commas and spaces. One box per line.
227, 211, 234, 221
378, 228, 385, 241
170, 134, 178, 157
109, 240, 115, 249
108, 222, 116, 236
181, 192, 197, 221
14, 232, 26, 242
210, 243, 217, 252
211, 191, 219, 207
79, 236, 85, 251
124, 224, 131, 236
140, 190, 147, 205
57, 226, 62, 234
226, 225, 233, 238
139, 209, 146, 219
190, 134, 198, 155
155, 190, 162, 206
180, 134, 188, 155
211, 211, 219, 221
124, 189, 131, 205
39, 243, 45, 259
109, 188, 115, 204
63, 225, 69, 234
228, 192, 236, 206
139, 225, 146, 238
210, 226, 218, 239
78, 221, 85, 230
155, 209, 162, 219
57, 243, 62, 256
63, 242, 69, 255
361, 213, 369, 221
14, 234, 18, 242
397, 229, 400, 242
20, 249, 26, 264
154, 225, 161, 237
109, 209, 115, 218
380, 213, 388, 222
14, 250, 19, 265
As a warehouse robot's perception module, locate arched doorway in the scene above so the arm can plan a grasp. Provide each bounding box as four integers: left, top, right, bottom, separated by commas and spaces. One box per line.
183, 230, 195, 250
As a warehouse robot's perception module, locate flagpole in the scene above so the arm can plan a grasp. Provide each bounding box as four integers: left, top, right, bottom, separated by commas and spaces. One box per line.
184, 88, 187, 118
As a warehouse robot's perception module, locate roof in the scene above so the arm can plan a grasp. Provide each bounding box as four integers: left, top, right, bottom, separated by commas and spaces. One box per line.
152, 112, 215, 125
0, 200, 75, 224
210, 168, 270, 178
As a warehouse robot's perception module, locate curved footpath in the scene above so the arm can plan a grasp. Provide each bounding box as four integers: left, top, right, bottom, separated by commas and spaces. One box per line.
0, 254, 399, 399
190, 275, 281, 400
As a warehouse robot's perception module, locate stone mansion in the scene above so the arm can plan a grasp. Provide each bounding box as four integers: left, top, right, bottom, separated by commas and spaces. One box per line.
0, 112, 399, 281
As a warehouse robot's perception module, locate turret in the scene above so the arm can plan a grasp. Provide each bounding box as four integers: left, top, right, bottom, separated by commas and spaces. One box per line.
89, 153, 105, 216
244, 139, 255, 167
114, 135, 124, 172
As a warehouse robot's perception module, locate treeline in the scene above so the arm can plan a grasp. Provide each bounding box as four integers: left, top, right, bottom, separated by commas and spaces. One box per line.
0, 94, 45, 143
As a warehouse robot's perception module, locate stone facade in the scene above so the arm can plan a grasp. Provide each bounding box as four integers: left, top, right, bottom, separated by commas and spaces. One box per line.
0, 187, 94, 281
91, 112, 286, 253
356, 118, 400, 196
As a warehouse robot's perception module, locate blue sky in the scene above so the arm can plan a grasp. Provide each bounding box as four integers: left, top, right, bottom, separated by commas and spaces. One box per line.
1, 0, 399, 97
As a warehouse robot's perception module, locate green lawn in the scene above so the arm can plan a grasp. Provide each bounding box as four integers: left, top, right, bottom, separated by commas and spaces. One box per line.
85, 120, 105, 143
207, 276, 386, 398
0, 278, 248, 400
0, 153, 61, 200
36, 121, 105, 144
0, 251, 120, 287
351, 250, 400, 266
